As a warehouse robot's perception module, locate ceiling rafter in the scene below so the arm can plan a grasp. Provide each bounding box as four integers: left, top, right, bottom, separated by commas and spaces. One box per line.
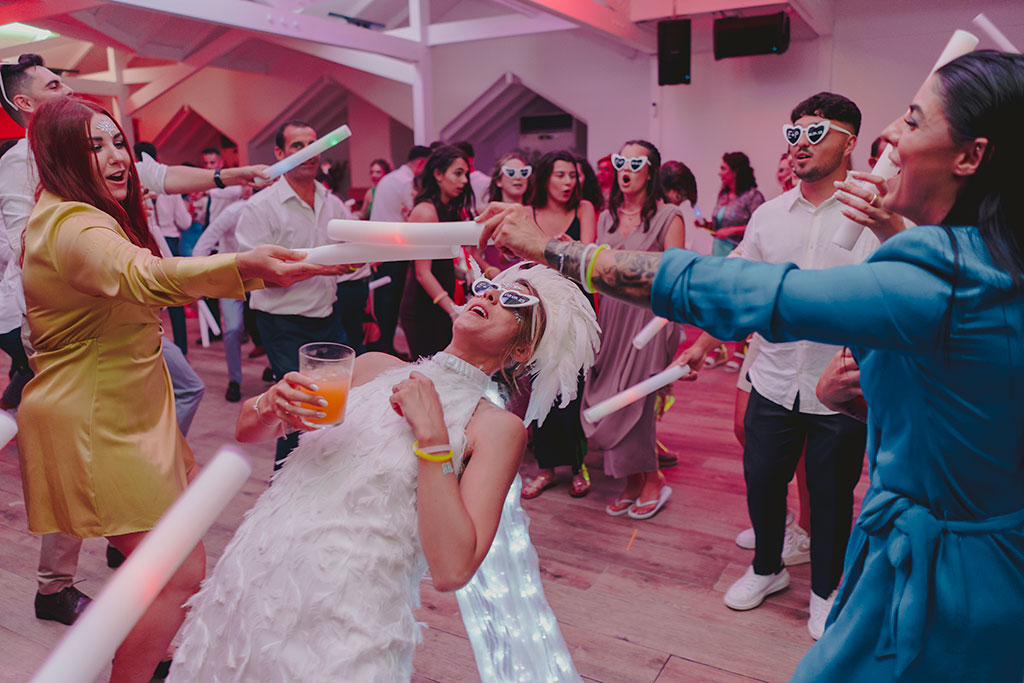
103, 0, 425, 62
385, 13, 576, 45
266, 34, 416, 83
126, 30, 249, 113
509, 0, 656, 53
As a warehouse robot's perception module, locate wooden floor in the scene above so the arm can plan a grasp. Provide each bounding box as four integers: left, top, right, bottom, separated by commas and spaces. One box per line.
0, 318, 869, 683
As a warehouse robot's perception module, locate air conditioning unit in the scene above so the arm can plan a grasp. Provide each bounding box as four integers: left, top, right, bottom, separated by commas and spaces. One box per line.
518, 114, 586, 155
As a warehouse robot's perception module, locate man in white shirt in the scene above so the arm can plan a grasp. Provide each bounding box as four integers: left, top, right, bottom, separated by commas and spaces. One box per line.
0, 53, 268, 628
236, 120, 366, 469
368, 144, 431, 354
199, 147, 246, 225
678, 93, 874, 640
135, 142, 192, 356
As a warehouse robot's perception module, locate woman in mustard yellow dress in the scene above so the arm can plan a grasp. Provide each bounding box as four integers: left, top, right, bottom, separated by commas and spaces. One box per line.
17, 96, 343, 682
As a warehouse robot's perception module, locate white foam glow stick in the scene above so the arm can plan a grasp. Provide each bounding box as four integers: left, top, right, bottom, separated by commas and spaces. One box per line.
583, 364, 690, 423
197, 299, 221, 336
328, 219, 482, 246
32, 448, 252, 683
254, 124, 352, 185
197, 307, 209, 348
0, 411, 17, 448
833, 29, 979, 250
300, 243, 460, 265
632, 317, 670, 350
368, 275, 392, 291
973, 13, 1020, 53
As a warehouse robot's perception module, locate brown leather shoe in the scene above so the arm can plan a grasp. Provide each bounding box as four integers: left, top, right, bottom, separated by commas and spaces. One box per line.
35, 585, 91, 625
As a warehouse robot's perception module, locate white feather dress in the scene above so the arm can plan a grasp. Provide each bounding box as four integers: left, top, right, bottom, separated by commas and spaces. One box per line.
168, 353, 492, 682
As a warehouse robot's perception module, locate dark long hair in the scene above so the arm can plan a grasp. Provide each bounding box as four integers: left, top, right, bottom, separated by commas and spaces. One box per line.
660, 160, 698, 206
575, 154, 604, 212
936, 50, 1024, 282
608, 139, 661, 233
525, 150, 581, 211
414, 145, 474, 220
28, 96, 159, 254
720, 151, 757, 197
485, 152, 528, 203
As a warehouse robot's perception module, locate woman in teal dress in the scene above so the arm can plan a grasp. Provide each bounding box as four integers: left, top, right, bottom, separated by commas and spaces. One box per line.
478, 50, 1024, 682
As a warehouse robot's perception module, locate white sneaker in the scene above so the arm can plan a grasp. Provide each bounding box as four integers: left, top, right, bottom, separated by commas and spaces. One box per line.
807, 589, 837, 640
782, 523, 811, 566
734, 510, 795, 550
723, 566, 790, 611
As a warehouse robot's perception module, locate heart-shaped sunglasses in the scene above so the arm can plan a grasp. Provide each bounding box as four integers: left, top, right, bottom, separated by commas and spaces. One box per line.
611, 154, 650, 172
783, 121, 854, 146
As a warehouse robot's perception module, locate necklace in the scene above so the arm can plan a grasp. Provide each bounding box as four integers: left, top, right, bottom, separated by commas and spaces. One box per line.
618, 207, 641, 216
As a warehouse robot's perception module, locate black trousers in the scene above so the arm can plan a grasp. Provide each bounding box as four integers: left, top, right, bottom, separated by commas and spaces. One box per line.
253, 310, 344, 470
744, 387, 866, 598
368, 261, 408, 356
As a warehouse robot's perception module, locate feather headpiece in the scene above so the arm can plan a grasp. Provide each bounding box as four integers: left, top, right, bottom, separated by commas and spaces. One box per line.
493, 262, 601, 427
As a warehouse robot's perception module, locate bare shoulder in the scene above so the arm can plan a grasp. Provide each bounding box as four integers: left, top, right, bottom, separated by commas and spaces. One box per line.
409, 201, 439, 223
467, 401, 526, 448
352, 352, 407, 388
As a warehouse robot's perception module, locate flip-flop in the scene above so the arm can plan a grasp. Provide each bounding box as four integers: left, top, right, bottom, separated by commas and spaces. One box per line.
521, 475, 557, 499
628, 485, 672, 520
606, 497, 636, 517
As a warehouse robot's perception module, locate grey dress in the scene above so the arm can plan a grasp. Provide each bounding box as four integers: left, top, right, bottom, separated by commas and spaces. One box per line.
581, 204, 683, 478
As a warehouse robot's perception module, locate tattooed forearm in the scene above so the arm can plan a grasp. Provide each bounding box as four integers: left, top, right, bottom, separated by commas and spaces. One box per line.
543, 238, 661, 308
543, 239, 586, 279
593, 250, 661, 306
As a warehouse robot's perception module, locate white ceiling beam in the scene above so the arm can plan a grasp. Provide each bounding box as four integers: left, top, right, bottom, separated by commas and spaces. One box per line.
0, 35, 78, 59
125, 30, 248, 113
0, 0, 102, 24
78, 64, 183, 84
385, 13, 576, 45
267, 35, 416, 84
512, 0, 656, 53
61, 74, 128, 97
104, 0, 425, 62
629, 0, 834, 36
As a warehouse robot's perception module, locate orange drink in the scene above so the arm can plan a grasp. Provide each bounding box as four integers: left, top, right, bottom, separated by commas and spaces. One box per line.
298, 343, 355, 428
300, 373, 350, 425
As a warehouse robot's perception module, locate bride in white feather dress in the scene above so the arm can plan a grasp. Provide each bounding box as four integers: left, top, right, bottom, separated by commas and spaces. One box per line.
168, 263, 599, 682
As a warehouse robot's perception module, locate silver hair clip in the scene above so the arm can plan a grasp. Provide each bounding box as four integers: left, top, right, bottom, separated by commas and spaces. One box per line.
96, 117, 120, 137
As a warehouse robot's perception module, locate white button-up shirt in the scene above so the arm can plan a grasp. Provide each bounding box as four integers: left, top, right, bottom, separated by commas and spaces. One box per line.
193, 199, 246, 257
236, 178, 357, 318
149, 192, 191, 239
369, 164, 415, 223
737, 175, 879, 414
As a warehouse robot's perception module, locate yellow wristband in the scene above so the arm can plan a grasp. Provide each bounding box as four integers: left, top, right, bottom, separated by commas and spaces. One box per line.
432, 292, 449, 305
585, 244, 609, 294
413, 441, 454, 462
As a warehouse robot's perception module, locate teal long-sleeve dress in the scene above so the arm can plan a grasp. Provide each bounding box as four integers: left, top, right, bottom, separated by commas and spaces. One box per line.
651, 225, 1024, 682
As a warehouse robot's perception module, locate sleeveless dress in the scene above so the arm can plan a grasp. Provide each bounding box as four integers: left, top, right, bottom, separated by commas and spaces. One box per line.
581, 205, 682, 478
530, 206, 588, 473
168, 353, 493, 682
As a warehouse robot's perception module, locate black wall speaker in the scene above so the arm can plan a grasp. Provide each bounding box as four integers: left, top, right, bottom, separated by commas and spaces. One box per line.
713, 12, 790, 60
657, 19, 691, 85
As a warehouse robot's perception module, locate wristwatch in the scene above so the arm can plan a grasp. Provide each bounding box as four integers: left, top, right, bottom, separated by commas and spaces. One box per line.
213, 168, 226, 189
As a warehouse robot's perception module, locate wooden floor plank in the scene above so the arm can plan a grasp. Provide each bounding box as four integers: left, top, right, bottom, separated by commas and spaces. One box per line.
0, 319, 868, 681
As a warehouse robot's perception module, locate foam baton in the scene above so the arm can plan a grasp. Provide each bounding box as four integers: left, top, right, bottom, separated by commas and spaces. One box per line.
255, 124, 351, 185
632, 317, 670, 350
972, 13, 1020, 53
327, 219, 483, 246
832, 29, 979, 249
582, 364, 690, 423
32, 448, 253, 683
301, 243, 460, 265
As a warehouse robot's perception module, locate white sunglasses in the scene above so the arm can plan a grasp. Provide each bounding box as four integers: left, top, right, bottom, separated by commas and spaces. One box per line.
783, 121, 854, 146
470, 278, 539, 308
501, 165, 532, 179
611, 154, 650, 172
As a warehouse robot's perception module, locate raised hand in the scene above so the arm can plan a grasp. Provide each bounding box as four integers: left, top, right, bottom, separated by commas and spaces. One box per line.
476, 203, 548, 262
388, 371, 450, 448
834, 172, 908, 244
257, 371, 327, 432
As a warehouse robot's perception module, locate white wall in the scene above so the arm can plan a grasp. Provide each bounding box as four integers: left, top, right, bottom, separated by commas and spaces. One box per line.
426, 0, 1023, 217
430, 30, 650, 167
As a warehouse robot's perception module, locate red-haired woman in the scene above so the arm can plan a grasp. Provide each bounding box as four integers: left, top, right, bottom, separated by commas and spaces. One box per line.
16, 96, 342, 682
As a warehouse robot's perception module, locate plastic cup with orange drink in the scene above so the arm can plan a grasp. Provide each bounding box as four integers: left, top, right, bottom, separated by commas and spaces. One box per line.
298, 342, 355, 428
